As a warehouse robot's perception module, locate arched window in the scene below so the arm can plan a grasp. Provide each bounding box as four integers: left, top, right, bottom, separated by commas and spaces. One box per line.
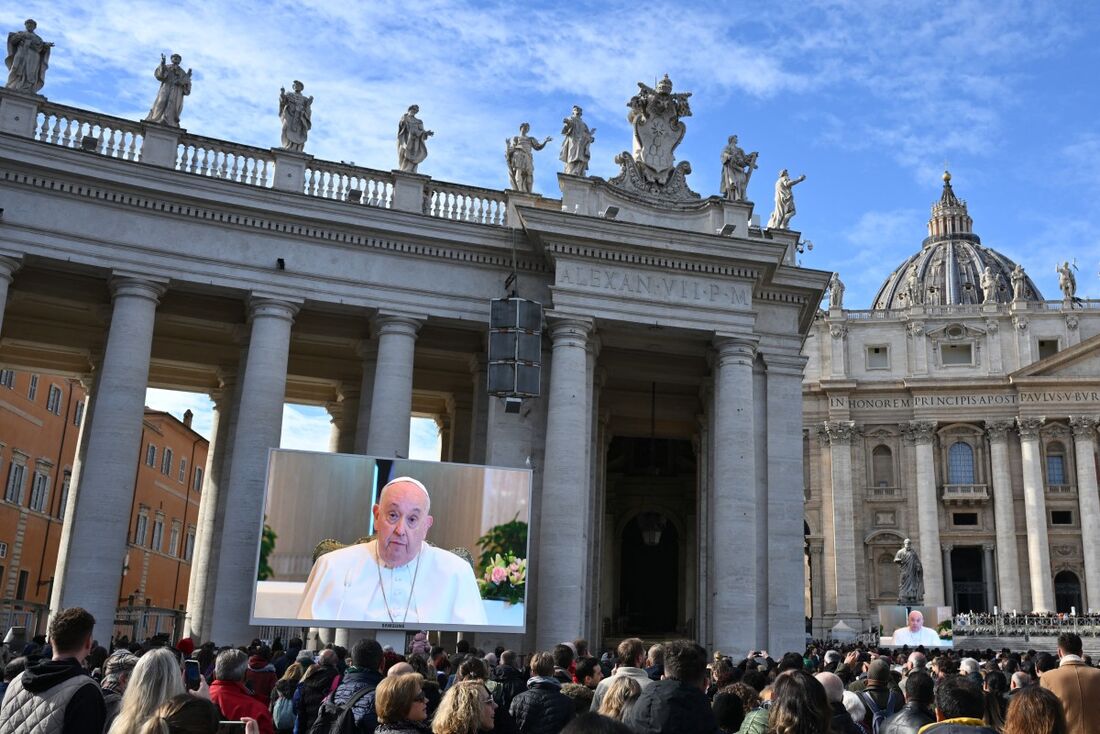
1046, 441, 1067, 486
947, 441, 975, 484
872, 445, 894, 487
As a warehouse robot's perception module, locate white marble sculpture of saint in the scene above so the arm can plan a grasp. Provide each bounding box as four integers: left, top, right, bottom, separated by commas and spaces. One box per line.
145, 54, 192, 127
980, 266, 998, 304
766, 169, 806, 229
397, 105, 433, 174
505, 123, 551, 193
1011, 264, 1028, 301
828, 273, 845, 310
893, 538, 924, 604
5, 19, 52, 94
560, 105, 595, 177
719, 135, 758, 202
1057, 261, 1076, 300
279, 81, 313, 152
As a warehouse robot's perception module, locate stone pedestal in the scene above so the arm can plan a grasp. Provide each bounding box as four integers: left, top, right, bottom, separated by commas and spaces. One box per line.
0, 91, 42, 138
391, 170, 429, 214
272, 148, 314, 194
140, 123, 182, 168
505, 190, 543, 227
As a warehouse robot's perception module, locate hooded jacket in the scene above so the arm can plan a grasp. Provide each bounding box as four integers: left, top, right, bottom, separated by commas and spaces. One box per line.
0, 657, 106, 734
509, 677, 574, 734
246, 655, 279, 704
492, 665, 528, 712
622, 679, 719, 734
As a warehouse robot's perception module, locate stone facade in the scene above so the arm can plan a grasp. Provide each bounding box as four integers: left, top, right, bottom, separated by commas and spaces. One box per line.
804, 175, 1100, 636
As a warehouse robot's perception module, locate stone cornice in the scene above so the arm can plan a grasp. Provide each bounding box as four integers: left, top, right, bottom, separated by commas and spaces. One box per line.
542, 240, 757, 279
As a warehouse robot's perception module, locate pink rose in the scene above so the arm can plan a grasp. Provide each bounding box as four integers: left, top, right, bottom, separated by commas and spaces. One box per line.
491, 566, 508, 584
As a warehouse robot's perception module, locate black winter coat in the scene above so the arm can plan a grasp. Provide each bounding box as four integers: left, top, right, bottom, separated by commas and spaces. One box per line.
881, 701, 937, 734
296, 666, 339, 732
622, 679, 719, 734
509, 680, 575, 734
493, 665, 528, 712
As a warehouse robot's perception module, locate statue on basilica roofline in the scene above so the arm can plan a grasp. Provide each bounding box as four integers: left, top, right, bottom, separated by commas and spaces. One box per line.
279, 81, 313, 153
397, 105, 433, 174
827, 272, 844, 310
1057, 260, 1077, 301
145, 53, 192, 127
719, 135, 758, 203
894, 538, 924, 605
766, 169, 806, 230
5, 19, 52, 95
1011, 264, 1029, 302
559, 105, 595, 177
505, 123, 551, 193
980, 266, 1001, 304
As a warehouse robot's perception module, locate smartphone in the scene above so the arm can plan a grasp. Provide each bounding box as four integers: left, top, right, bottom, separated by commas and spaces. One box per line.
184, 659, 201, 691
217, 723, 245, 734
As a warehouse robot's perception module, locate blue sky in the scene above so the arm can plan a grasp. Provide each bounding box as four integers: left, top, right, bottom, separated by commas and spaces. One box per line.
9, 1, 1099, 444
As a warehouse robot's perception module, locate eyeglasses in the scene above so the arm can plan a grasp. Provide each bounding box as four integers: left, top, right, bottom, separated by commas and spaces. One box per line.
414, 693, 428, 702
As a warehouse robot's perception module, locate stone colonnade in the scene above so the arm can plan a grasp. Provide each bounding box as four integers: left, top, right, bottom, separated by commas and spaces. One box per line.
821, 413, 1100, 625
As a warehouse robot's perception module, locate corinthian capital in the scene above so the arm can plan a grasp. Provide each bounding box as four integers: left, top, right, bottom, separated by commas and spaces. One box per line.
985, 419, 1015, 443
819, 420, 857, 445
1069, 415, 1100, 439
1016, 416, 1045, 440
905, 420, 937, 445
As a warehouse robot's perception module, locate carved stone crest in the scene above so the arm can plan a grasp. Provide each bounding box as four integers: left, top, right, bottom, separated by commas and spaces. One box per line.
609, 74, 700, 203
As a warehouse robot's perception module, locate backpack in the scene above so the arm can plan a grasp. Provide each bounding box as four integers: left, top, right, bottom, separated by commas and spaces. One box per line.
273, 696, 296, 731
308, 682, 376, 734
859, 690, 900, 734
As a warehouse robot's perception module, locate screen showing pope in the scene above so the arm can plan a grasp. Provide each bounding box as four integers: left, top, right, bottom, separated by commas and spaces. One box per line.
296, 476, 488, 625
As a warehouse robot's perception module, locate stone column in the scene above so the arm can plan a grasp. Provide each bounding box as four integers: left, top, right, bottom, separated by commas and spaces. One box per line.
352, 344, 376, 455
942, 546, 954, 609
208, 297, 299, 643
1018, 416, 1053, 612
809, 542, 826, 638
365, 314, 421, 457
820, 420, 859, 621
983, 544, 997, 613
712, 335, 758, 652
535, 317, 593, 649
51, 275, 167, 642
908, 421, 945, 606
468, 355, 488, 465
1070, 416, 1100, 611
0, 256, 21, 337
766, 353, 809, 655
986, 419, 1022, 611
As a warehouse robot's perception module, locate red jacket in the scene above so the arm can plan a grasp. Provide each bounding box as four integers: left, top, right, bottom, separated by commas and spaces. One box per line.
210, 679, 275, 734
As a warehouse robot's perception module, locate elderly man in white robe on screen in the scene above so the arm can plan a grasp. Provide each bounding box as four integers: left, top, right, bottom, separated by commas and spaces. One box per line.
297, 476, 488, 625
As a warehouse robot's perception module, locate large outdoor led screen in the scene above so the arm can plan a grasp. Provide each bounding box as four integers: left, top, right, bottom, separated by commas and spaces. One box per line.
251, 450, 532, 633
878, 605, 954, 648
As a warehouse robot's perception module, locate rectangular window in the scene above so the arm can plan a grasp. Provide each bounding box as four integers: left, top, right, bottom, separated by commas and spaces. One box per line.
27, 374, 38, 401
169, 521, 181, 557
184, 527, 196, 562
151, 516, 164, 552
953, 512, 979, 526
145, 444, 156, 467
178, 458, 187, 483
73, 401, 84, 427
941, 343, 974, 365
0, 370, 13, 388
15, 570, 27, 600
0, 542, 7, 558
45, 385, 63, 415
161, 448, 173, 476
1038, 339, 1060, 360
1051, 510, 1074, 525
135, 512, 149, 546
193, 466, 204, 492
29, 471, 49, 512
866, 345, 890, 370
58, 473, 71, 520
4, 463, 25, 504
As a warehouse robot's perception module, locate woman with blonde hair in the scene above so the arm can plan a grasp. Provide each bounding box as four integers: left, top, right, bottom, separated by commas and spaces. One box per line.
110, 648, 187, 734
375, 673, 431, 733
433, 679, 496, 734
595, 676, 641, 722
272, 661, 305, 732
139, 693, 259, 734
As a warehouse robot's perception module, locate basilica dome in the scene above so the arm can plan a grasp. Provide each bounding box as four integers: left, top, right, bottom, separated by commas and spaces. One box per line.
871, 173, 1043, 310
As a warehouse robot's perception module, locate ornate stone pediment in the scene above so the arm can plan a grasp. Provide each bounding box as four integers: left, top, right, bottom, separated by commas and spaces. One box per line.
925, 322, 986, 340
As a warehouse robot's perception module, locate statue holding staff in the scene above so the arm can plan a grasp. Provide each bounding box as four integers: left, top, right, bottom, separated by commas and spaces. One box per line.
894, 538, 924, 605
145, 53, 192, 127
279, 81, 313, 152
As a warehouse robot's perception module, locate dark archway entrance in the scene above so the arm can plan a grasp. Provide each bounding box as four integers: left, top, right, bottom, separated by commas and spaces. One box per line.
619, 513, 679, 634
1055, 571, 1082, 614
950, 547, 987, 613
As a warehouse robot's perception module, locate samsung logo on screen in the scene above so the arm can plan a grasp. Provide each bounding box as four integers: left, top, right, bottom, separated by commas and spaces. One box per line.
381, 623, 407, 629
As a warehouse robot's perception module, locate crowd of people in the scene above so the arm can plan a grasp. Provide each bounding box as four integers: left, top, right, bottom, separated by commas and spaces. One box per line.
0, 607, 1098, 734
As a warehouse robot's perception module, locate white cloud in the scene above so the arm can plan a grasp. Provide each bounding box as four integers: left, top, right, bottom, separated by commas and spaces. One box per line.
144, 388, 214, 439
280, 404, 332, 452
409, 417, 442, 462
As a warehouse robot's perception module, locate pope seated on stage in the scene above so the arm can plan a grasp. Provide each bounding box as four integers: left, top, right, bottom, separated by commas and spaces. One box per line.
891, 610, 944, 646
297, 476, 488, 625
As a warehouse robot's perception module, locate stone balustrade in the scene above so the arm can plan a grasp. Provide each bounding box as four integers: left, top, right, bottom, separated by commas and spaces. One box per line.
303, 161, 393, 207
176, 133, 275, 187
942, 483, 989, 503
35, 101, 144, 160
425, 180, 508, 226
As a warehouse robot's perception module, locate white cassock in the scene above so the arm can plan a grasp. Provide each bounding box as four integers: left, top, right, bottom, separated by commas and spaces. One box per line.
297, 540, 488, 626
891, 625, 943, 646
